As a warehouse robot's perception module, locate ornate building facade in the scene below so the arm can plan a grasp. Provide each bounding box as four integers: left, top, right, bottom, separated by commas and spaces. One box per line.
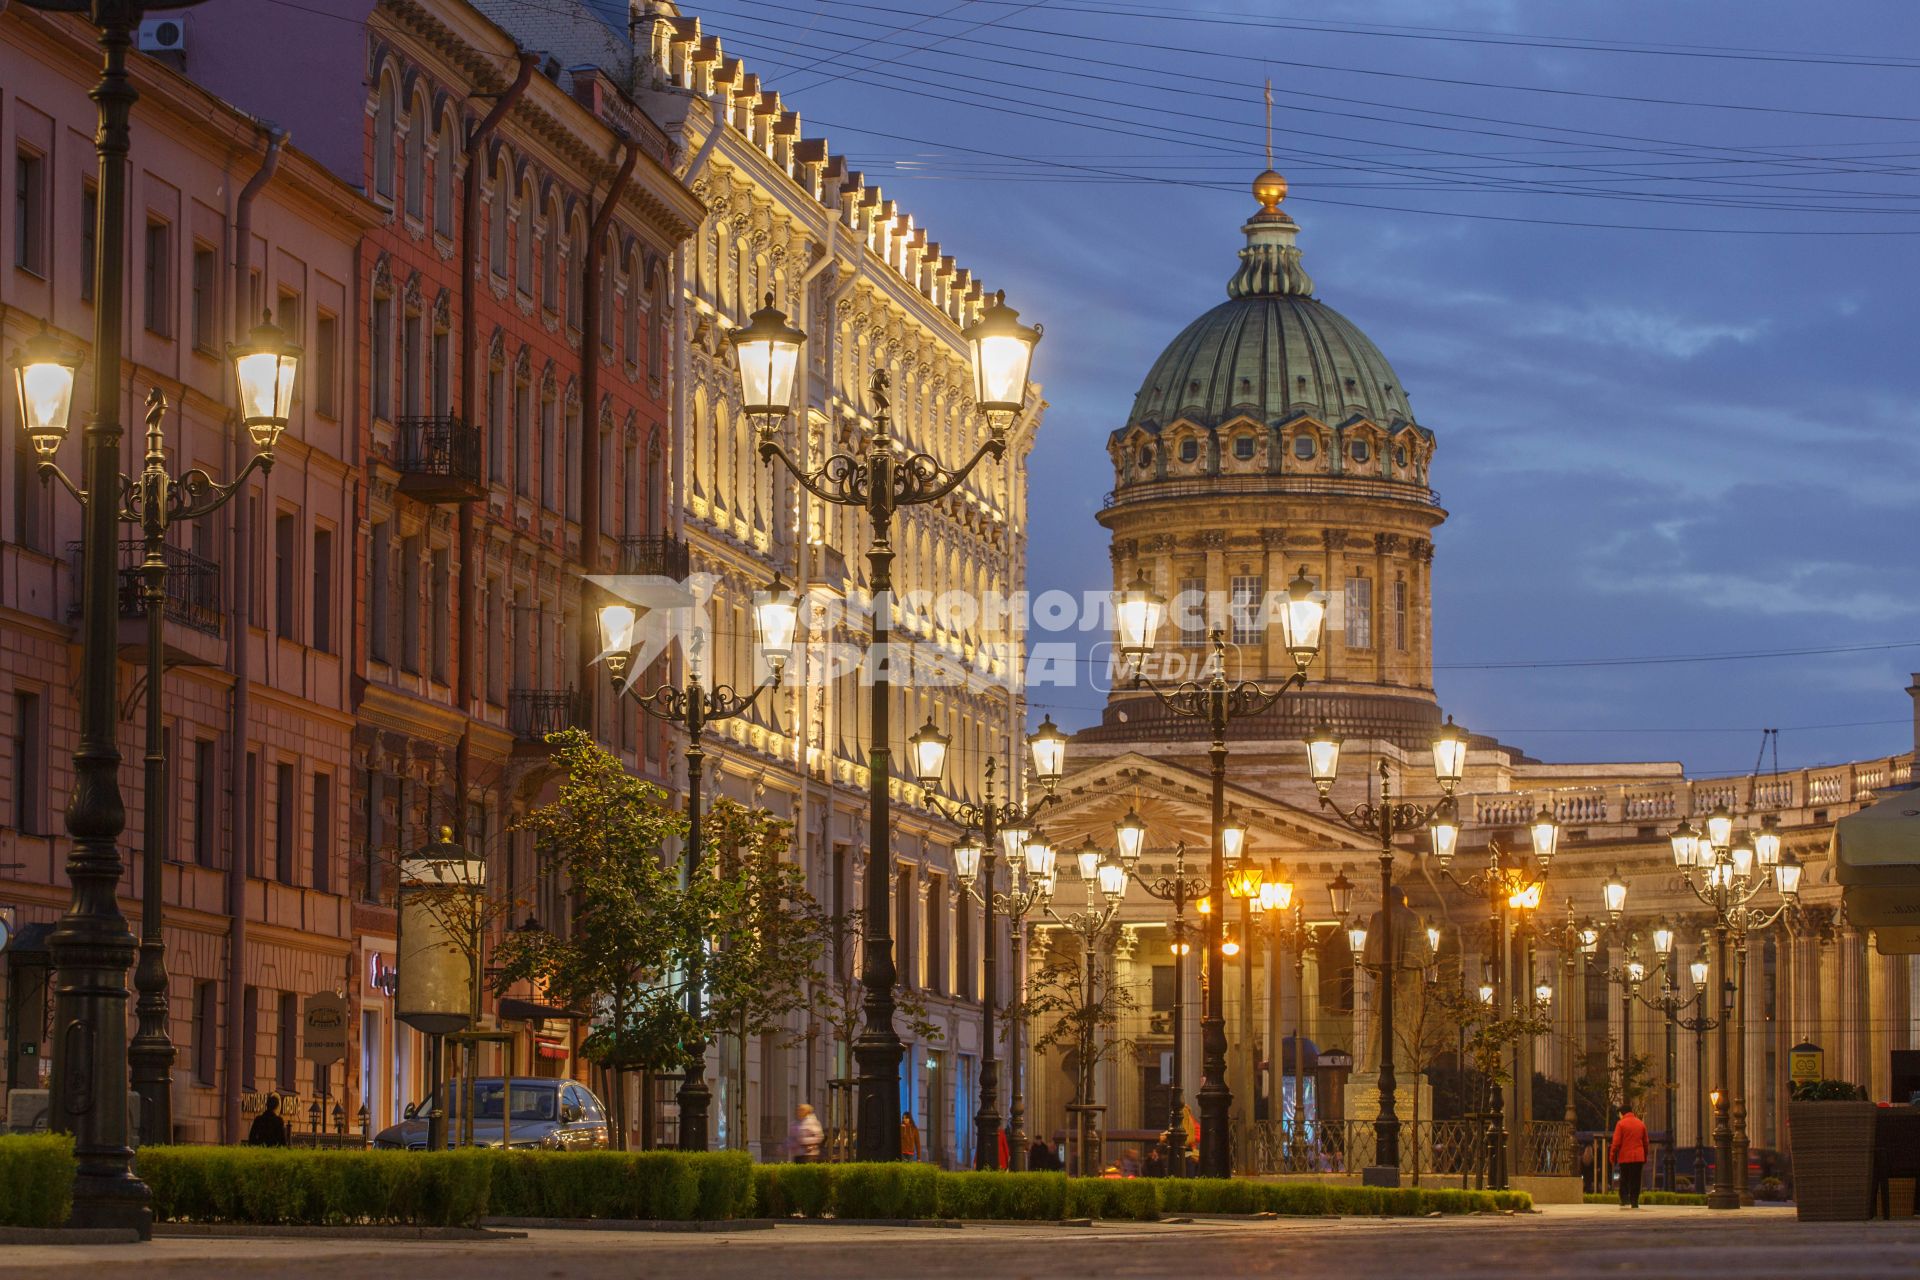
1033, 170, 1919, 1182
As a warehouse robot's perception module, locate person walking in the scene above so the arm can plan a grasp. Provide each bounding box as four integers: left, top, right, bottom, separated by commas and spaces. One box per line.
246, 1093, 289, 1147
788, 1103, 824, 1163
1611, 1101, 1650, 1209
899, 1110, 921, 1161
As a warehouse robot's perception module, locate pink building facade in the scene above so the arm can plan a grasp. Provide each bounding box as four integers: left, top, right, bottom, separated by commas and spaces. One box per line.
0, 7, 378, 1142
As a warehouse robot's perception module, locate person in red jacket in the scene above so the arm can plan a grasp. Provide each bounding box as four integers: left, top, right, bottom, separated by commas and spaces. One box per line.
1611, 1102, 1650, 1208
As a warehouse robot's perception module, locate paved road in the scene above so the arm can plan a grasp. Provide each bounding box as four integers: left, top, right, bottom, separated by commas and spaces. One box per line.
3, 1205, 1916, 1279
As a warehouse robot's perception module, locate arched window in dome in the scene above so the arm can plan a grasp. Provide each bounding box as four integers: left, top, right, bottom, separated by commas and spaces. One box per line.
1233, 435, 1256, 461
1137, 445, 1152, 470
1293, 434, 1315, 461
1394, 445, 1408, 468
1179, 437, 1199, 465
1350, 439, 1371, 465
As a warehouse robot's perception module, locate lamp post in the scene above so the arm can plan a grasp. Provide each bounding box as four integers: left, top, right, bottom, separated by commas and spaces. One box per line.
739, 291, 1039, 1161
1663, 810, 1799, 1210
1220, 821, 1261, 1170
910, 718, 1066, 1170
1631, 931, 1711, 1190
1304, 718, 1469, 1186
1112, 581, 1324, 1177
1045, 846, 1126, 1176
595, 582, 796, 1151
1247, 866, 1343, 1174
1000, 833, 1054, 1172
1552, 904, 1602, 1182
1115, 812, 1209, 1175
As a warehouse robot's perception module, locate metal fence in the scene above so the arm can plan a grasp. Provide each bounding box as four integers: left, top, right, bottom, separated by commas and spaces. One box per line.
1244, 1118, 1573, 1181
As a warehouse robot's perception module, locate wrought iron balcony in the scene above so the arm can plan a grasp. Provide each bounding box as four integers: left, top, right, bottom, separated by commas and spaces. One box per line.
509, 688, 588, 744
68, 539, 223, 637
394, 415, 484, 502
615, 532, 690, 579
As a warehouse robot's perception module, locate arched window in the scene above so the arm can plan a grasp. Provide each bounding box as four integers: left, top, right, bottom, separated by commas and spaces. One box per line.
541, 196, 560, 312
1233, 434, 1256, 461
432, 111, 455, 238
403, 95, 425, 219
515, 178, 535, 294
373, 77, 397, 199
1293, 434, 1315, 461
565, 214, 586, 330
1350, 439, 1371, 464
1178, 437, 1199, 464
600, 246, 616, 348
646, 268, 665, 383
623, 249, 641, 365
489, 153, 510, 277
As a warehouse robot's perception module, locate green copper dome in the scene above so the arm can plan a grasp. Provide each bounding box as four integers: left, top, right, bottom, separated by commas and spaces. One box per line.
1125, 189, 1419, 434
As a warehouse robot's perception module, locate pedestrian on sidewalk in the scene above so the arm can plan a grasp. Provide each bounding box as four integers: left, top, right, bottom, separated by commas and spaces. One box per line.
788, 1103, 823, 1163
1612, 1101, 1649, 1209
246, 1094, 289, 1147
900, 1110, 921, 1160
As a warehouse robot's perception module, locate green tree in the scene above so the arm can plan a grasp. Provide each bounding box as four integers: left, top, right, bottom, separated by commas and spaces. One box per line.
491, 729, 693, 1148
699, 797, 832, 1151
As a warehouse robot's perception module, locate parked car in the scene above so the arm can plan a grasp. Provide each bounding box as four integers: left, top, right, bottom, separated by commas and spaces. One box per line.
372, 1076, 609, 1151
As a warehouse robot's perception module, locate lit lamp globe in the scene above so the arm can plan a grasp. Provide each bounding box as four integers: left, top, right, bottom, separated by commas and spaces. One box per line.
1425, 923, 1442, 956
596, 603, 638, 681
1114, 571, 1165, 666
1024, 831, 1057, 882
1327, 868, 1354, 918
1431, 716, 1469, 792
1690, 958, 1711, 991
961, 290, 1042, 424
1652, 927, 1675, 962
1535, 980, 1554, 1007
1265, 873, 1294, 913
1478, 982, 1496, 1006
229, 311, 302, 451
727, 292, 805, 427
1775, 850, 1803, 899
1669, 820, 1700, 869
953, 835, 985, 886
1704, 803, 1735, 852
752, 573, 799, 675
1753, 816, 1783, 868
1305, 725, 1342, 796
908, 718, 951, 790
1347, 922, 1368, 967
1428, 802, 1461, 868
1027, 714, 1068, 792
1075, 837, 1103, 883
1529, 806, 1561, 869
1602, 868, 1628, 922
1221, 818, 1249, 864
1114, 807, 1149, 869
9, 327, 81, 459
1276, 566, 1326, 674
1000, 821, 1031, 863
1097, 857, 1127, 902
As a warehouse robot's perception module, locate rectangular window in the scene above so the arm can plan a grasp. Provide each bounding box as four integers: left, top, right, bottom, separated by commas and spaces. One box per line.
193, 737, 219, 867
487, 367, 505, 483
485, 581, 505, 706
540, 398, 556, 511
924, 872, 945, 996
371, 295, 392, 421
1178, 576, 1207, 645
955, 890, 974, 1001
563, 406, 581, 520
245, 751, 259, 877
311, 771, 332, 894
429, 549, 450, 684
80, 185, 97, 303
369, 521, 390, 664
144, 219, 172, 335
895, 866, 914, 991
277, 992, 299, 1091
11, 691, 44, 835
400, 535, 423, 674
274, 513, 298, 640
191, 245, 217, 351
14, 149, 45, 274
193, 980, 219, 1085
514, 378, 531, 496
431, 329, 449, 417
12, 443, 47, 551
314, 313, 339, 419
1394, 578, 1408, 651
1345, 575, 1373, 651
274, 762, 296, 885
311, 528, 333, 653
1229, 574, 1264, 646
242, 985, 259, 1090
1152, 964, 1175, 1012
401, 311, 422, 417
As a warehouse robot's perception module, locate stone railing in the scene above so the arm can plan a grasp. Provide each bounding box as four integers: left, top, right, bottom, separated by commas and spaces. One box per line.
1463, 754, 1914, 835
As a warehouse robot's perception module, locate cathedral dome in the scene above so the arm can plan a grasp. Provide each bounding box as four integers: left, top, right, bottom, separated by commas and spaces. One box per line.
1125, 174, 1417, 434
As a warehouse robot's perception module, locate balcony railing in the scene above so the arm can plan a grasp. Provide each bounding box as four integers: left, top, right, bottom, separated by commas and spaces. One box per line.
68, 539, 222, 637
394, 415, 484, 502
509, 688, 588, 743
616, 532, 690, 580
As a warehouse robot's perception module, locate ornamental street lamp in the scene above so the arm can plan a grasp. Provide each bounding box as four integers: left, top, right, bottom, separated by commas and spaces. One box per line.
1114, 573, 1324, 1177
1248, 867, 1341, 1173
997, 824, 1055, 1169
1656, 815, 1799, 1210
1119, 827, 1207, 1176
915, 721, 1065, 1171
1045, 844, 1126, 1176
10, 0, 235, 1234
741, 291, 1039, 1162
1305, 717, 1468, 1187
595, 580, 793, 1150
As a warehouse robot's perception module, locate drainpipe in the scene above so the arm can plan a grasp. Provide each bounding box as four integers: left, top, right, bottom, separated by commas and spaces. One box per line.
455, 51, 538, 847
224, 123, 285, 1146
577, 135, 638, 716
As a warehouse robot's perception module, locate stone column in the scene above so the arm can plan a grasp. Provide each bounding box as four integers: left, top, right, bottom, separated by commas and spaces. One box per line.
1371, 534, 1396, 685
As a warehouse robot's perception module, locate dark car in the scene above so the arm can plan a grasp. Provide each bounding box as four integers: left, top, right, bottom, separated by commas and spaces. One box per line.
372, 1076, 610, 1151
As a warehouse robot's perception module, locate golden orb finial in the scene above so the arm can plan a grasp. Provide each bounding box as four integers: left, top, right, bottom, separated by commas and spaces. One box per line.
1253, 168, 1288, 212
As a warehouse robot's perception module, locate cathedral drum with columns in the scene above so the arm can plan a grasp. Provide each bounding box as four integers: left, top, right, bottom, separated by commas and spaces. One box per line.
1092, 169, 1441, 749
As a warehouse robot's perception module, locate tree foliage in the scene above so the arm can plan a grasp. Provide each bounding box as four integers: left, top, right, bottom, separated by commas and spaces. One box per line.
1005, 937, 1137, 1103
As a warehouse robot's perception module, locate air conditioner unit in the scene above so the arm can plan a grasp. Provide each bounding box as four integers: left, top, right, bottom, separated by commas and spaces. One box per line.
137, 16, 187, 54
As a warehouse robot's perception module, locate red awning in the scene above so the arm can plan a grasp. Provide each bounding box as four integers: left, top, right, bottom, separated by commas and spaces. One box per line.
534, 1036, 570, 1061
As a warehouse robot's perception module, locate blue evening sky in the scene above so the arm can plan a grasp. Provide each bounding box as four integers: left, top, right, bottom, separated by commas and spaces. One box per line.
677, 0, 1920, 777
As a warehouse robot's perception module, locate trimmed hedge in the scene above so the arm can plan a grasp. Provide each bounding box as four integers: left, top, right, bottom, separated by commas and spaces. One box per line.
139, 1147, 494, 1226
755, 1163, 1529, 1221
0, 1134, 73, 1228
1583, 1190, 1708, 1206
488, 1149, 753, 1221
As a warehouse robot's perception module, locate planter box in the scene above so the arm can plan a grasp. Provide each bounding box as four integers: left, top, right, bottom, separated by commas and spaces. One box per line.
1788, 1101, 1879, 1222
